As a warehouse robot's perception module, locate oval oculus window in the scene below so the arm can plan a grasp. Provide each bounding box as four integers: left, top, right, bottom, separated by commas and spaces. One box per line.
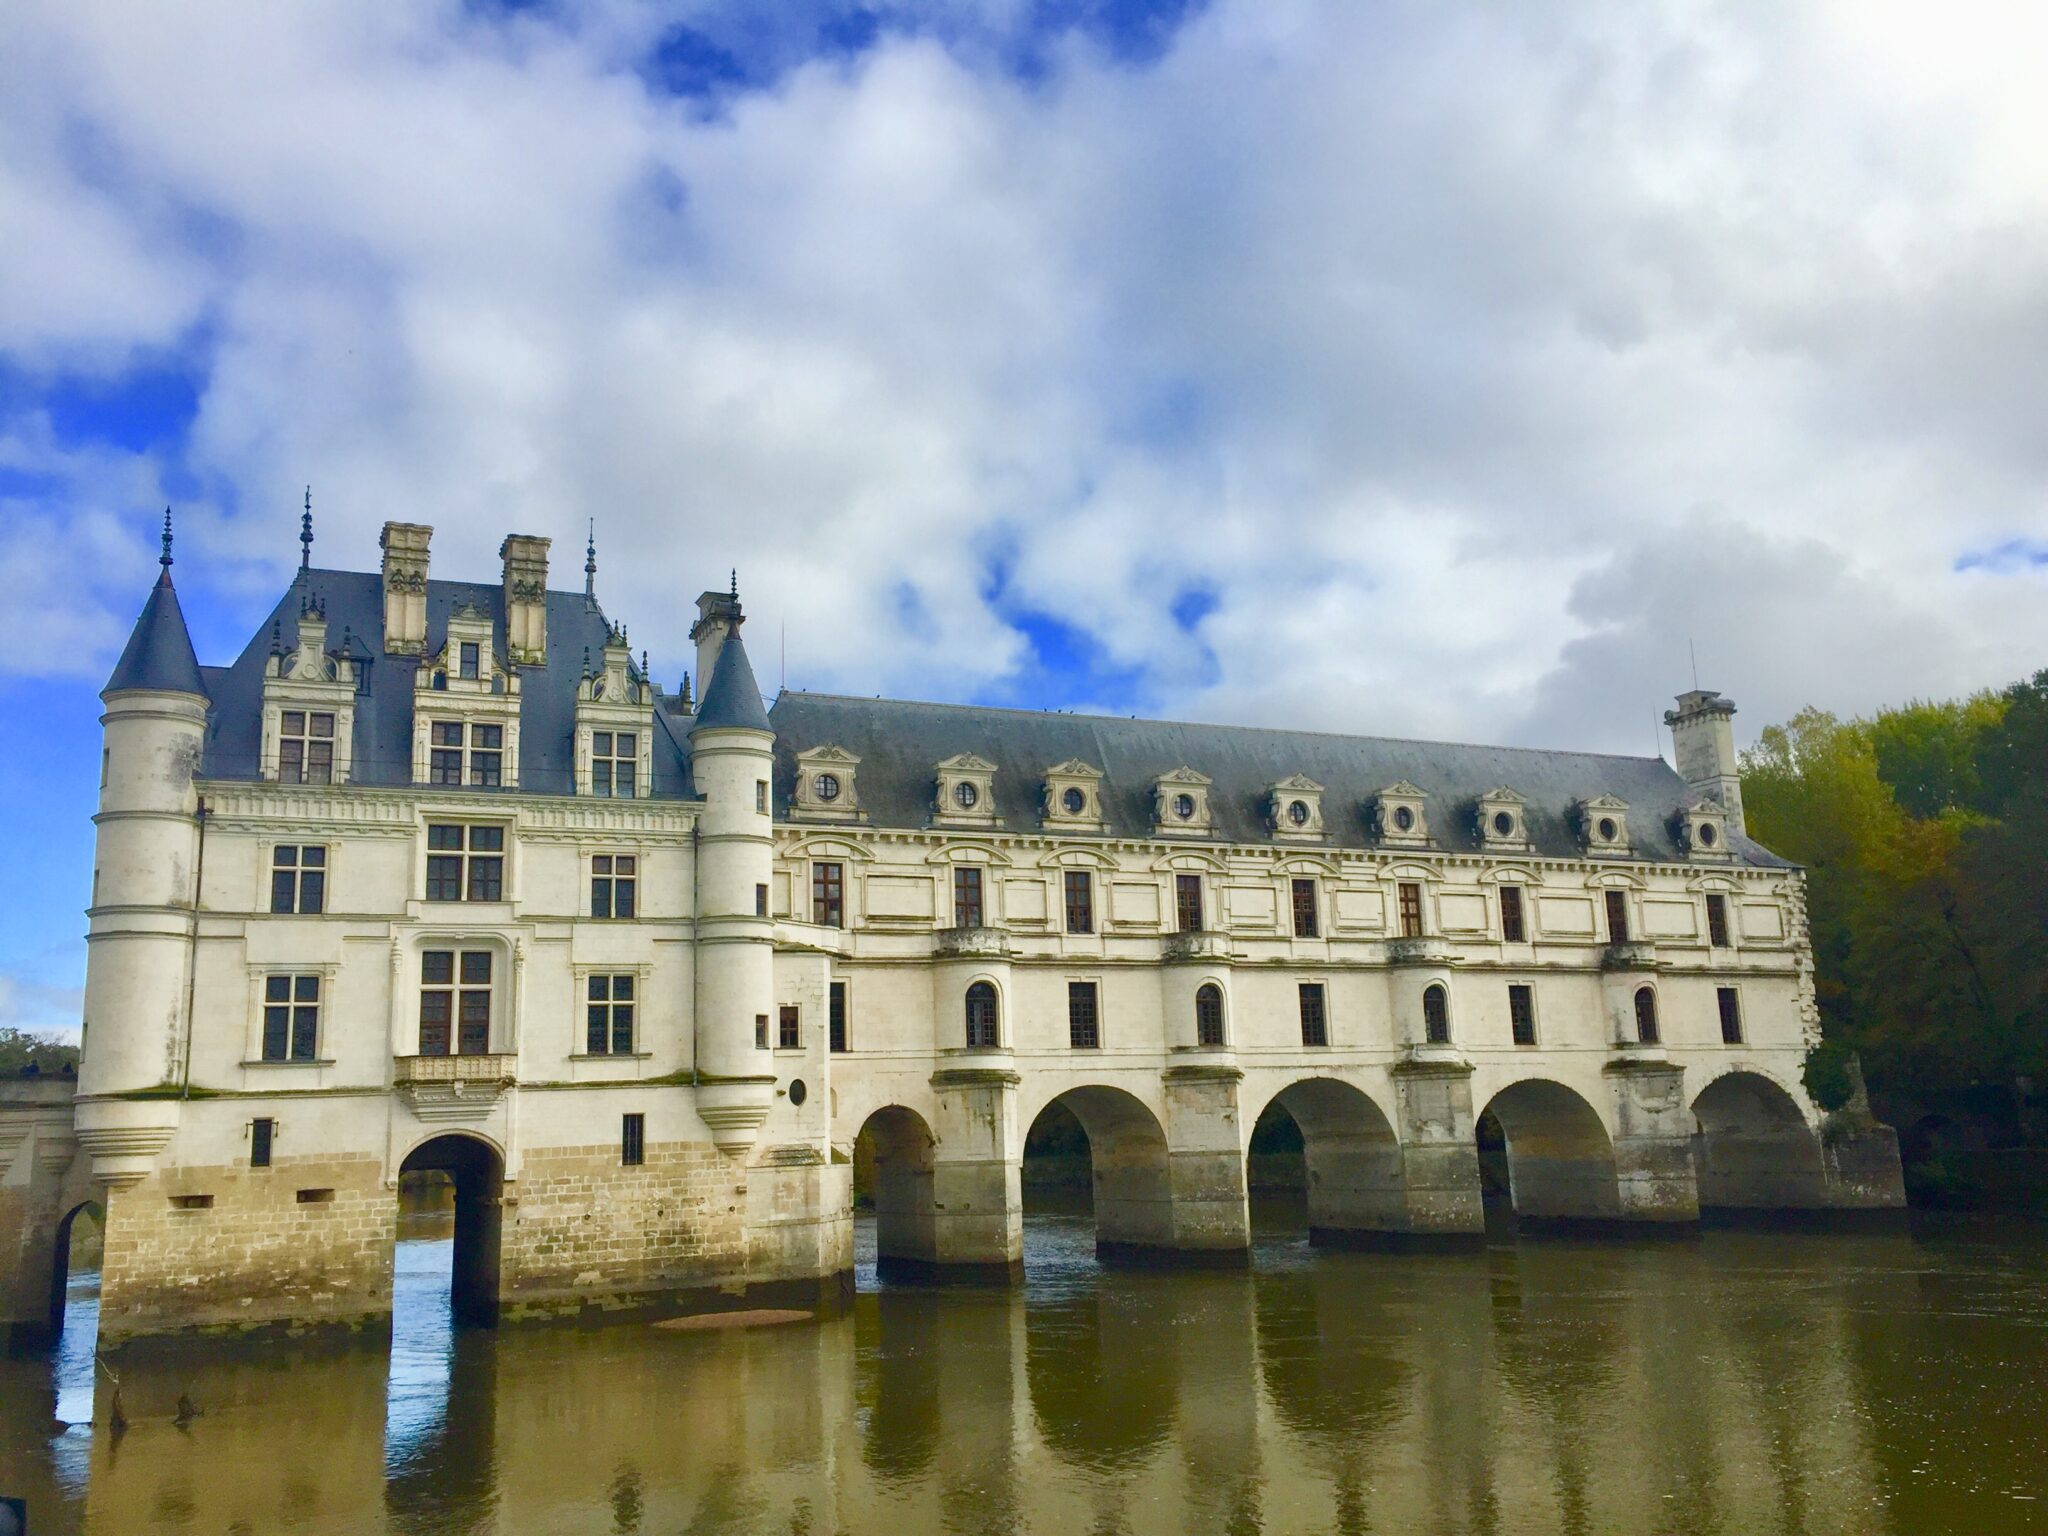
1597, 816, 1618, 841
788, 1078, 808, 1106
1392, 805, 1416, 832
1699, 822, 1718, 847
1061, 786, 1087, 815
814, 773, 841, 802
953, 780, 979, 810
1492, 811, 1515, 837
1173, 793, 1196, 820
1288, 799, 1311, 826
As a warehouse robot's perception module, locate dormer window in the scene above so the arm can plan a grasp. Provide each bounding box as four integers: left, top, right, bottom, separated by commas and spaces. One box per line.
575, 628, 652, 799
934, 754, 1000, 828
278, 711, 335, 785
412, 603, 521, 789
1677, 800, 1733, 862
1578, 795, 1632, 857
1151, 767, 1213, 838
592, 732, 637, 798
1375, 783, 1430, 846
1269, 775, 1326, 842
263, 601, 357, 785
792, 745, 866, 822
1044, 760, 1107, 833
1476, 788, 1530, 852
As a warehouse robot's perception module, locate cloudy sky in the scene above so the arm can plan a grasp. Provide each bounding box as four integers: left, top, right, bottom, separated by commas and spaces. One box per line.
3, 0, 2046, 1035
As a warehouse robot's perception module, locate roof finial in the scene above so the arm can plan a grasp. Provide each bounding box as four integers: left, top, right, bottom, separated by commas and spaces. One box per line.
160, 507, 174, 571
584, 518, 597, 601
730, 568, 738, 600
300, 486, 313, 571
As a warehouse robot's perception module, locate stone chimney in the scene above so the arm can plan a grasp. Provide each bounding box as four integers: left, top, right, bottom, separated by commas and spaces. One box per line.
690, 584, 743, 701
379, 522, 431, 655
1664, 689, 1745, 835
500, 534, 551, 667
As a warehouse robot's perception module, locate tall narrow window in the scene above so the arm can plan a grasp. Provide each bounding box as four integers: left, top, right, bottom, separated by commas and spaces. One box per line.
829, 981, 848, 1053
1067, 981, 1100, 1049
1398, 882, 1424, 939
1706, 893, 1731, 948
1175, 874, 1204, 934
1717, 986, 1743, 1044
965, 982, 1000, 1048
590, 854, 637, 918
778, 1005, 801, 1049
1499, 885, 1526, 943
1195, 983, 1226, 1046
755, 883, 769, 917
277, 710, 335, 785
621, 1113, 644, 1167
1508, 983, 1536, 1046
419, 950, 492, 1056
1423, 983, 1450, 1044
261, 975, 320, 1062
755, 1014, 769, 1050
426, 824, 504, 902
459, 642, 480, 681
1634, 986, 1659, 1044
1064, 871, 1094, 935
270, 845, 327, 915
954, 866, 985, 929
591, 731, 638, 798
812, 862, 844, 928
756, 780, 768, 814
1605, 890, 1631, 943
585, 974, 636, 1054
250, 1117, 274, 1169
1291, 878, 1319, 939
1298, 983, 1329, 1046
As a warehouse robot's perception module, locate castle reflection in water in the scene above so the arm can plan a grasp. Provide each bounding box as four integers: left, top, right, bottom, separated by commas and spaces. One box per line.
2, 1209, 2044, 1536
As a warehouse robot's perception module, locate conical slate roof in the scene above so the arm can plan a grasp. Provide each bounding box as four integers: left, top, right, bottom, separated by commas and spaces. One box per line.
690, 628, 771, 734
105, 571, 207, 698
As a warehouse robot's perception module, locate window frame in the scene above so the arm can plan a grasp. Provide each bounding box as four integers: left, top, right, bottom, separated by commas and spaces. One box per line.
1397, 881, 1424, 939
590, 852, 638, 919
621, 1113, 645, 1167
1291, 878, 1319, 939
590, 729, 640, 799
778, 1004, 801, 1050
276, 709, 336, 786
250, 1116, 274, 1169
1423, 983, 1451, 1044
965, 981, 1000, 1049
1633, 985, 1660, 1045
1298, 981, 1330, 1047
829, 980, 848, 1053
270, 844, 328, 916
260, 973, 322, 1063
1067, 980, 1101, 1050
1716, 985, 1743, 1044
1194, 982, 1226, 1047
1498, 883, 1526, 943
1605, 889, 1631, 943
1063, 870, 1094, 935
1705, 892, 1731, 949
954, 865, 985, 929
1508, 982, 1537, 1046
1175, 873, 1204, 935
812, 861, 844, 928
583, 973, 638, 1056
425, 823, 506, 903
427, 719, 503, 788
419, 948, 495, 1056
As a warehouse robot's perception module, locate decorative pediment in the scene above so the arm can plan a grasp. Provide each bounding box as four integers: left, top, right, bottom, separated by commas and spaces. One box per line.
1577, 794, 1633, 857
1043, 761, 1107, 832
1476, 786, 1530, 851
1270, 774, 1327, 841
1373, 783, 1431, 846
1047, 759, 1104, 780
1153, 767, 1214, 837
1675, 797, 1734, 862
939, 752, 997, 773
934, 753, 1000, 828
793, 744, 865, 821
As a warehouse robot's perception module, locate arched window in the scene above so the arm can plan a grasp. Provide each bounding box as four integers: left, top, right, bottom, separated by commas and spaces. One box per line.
1422, 983, 1450, 1044
1194, 983, 1226, 1047
1633, 986, 1659, 1045
965, 981, 1000, 1049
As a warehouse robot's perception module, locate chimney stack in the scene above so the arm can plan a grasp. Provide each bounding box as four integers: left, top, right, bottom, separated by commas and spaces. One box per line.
379, 522, 432, 655
1664, 689, 1745, 835
690, 586, 743, 702
500, 534, 551, 667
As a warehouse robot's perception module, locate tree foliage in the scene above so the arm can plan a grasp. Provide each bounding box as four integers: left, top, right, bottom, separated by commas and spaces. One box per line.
0, 1027, 80, 1079
1742, 673, 2046, 1112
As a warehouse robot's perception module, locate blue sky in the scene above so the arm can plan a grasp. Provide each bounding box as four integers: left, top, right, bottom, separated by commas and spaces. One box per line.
4, 0, 2047, 1036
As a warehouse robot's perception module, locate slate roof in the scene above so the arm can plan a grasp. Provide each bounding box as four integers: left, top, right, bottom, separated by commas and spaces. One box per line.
767, 692, 1789, 868
105, 572, 208, 698
691, 629, 772, 734
196, 568, 697, 797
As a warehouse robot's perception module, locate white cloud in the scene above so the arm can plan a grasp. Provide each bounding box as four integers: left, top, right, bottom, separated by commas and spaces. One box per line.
0, 972, 83, 1041
0, 0, 2044, 749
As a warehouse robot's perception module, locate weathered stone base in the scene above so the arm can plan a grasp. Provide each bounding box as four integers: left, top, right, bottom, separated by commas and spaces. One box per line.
874, 1254, 1025, 1286
1096, 1239, 1252, 1269
1308, 1225, 1487, 1252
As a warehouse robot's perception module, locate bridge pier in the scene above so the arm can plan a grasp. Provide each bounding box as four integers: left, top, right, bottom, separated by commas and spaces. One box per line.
921, 1067, 1025, 1281
1606, 1056, 1702, 1225
1158, 1064, 1252, 1260
1, 1084, 89, 1350
1384, 1056, 1487, 1243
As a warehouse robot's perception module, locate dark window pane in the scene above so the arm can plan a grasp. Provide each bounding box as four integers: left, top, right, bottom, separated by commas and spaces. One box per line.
263, 1006, 289, 1061
310, 713, 334, 738
418, 991, 451, 1055
468, 856, 503, 901
1509, 985, 1536, 1046
428, 824, 463, 850
613, 1006, 634, 1055
271, 870, 297, 914
616, 734, 635, 754
251, 1118, 273, 1168
1064, 871, 1093, 934
779, 1005, 800, 1049
589, 976, 609, 1001
965, 982, 999, 1048
588, 1007, 609, 1054
422, 951, 454, 984
1606, 890, 1630, 943
265, 975, 291, 1003
593, 761, 612, 797
1707, 894, 1731, 948
615, 857, 634, 875
282, 711, 305, 735
813, 863, 843, 927
616, 763, 635, 797
471, 827, 504, 852
1067, 982, 1099, 1049
621, 1113, 644, 1167
1398, 883, 1423, 939
475, 724, 501, 749
460, 642, 479, 679
1292, 879, 1318, 939
613, 976, 633, 1001
829, 982, 848, 1053
1718, 987, 1743, 1044
426, 855, 462, 901
594, 732, 612, 756
1634, 988, 1659, 1044
1424, 985, 1450, 1044
274, 846, 297, 867
1195, 984, 1225, 1047
294, 975, 320, 1002
460, 952, 493, 984
301, 846, 325, 869
1500, 885, 1525, 943
307, 742, 333, 783
471, 752, 501, 787
1176, 874, 1203, 934
279, 740, 304, 782
1299, 984, 1328, 1047
591, 877, 612, 918
614, 880, 635, 919
431, 723, 462, 748
298, 867, 321, 915
955, 866, 984, 928
291, 1007, 318, 1060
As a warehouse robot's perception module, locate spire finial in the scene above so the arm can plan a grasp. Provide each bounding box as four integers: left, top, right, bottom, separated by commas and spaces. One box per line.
160, 507, 174, 571
584, 518, 597, 601
730, 568, 738, 600
300, 486, 313, 571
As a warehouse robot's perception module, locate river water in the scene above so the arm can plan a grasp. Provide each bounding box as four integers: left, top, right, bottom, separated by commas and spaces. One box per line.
2, 1202, 2045, 1535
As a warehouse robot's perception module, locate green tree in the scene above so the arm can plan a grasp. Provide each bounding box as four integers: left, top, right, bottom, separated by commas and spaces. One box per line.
0, 1027, 79, 1078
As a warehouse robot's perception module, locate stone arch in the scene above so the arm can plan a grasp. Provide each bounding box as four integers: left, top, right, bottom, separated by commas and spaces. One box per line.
1251, 1078, 1405, 1246
1479, 1079, 1622, 1224
854, 1105, 939, 1280
44, 1198, 106, 1339
399, 1132, 505, 1327
1691, 1071, 1827, 1210
1026, 1086, 1174, 1257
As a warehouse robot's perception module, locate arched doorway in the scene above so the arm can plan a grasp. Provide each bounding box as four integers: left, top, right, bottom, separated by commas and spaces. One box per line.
1692, 1072, 1827, 1211
398, 1134, 504, 1328
852, 1105, 939, 1282
1478, 1080, 1622, 1226
1248, 1080, 1404, 1246
1023, 1087, 1173, 1259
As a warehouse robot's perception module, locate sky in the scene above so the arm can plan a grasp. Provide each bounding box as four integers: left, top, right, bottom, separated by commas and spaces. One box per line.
3, 0, 2046, 1038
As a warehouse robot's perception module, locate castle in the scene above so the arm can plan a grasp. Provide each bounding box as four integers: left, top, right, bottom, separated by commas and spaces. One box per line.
0, 514, 1904, 1350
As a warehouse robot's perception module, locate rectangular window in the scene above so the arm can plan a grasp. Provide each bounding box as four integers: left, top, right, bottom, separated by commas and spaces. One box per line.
1605, 890, 1630, 943
276, 710, 335, 785
954, 866, 985, 929
1499, 885, 1526, 943
755, 883, 769, 917
1176, 874, 1204, 934
1067, 981, 1100, 1049
1706, 893, 1731, 949
1508, 983, 1537, 1046
459, 641, 480, 680
426, 824, 504, 902
1291, 878, 1319, 939
591, 730, 638, 798
1718, 987, 1743, 1045
756, 780, 768, 814
755, 1014, 769, 1050
590, 854, 637, 919
812, 862, 844, 928
251, 1117, 274, 1169
420, 949, 492, 1055
1064, 870, 1094, 935
585, 974, 636, 1055
778, 1004, 801, 1050
429, 720, 464, 785
428, 721, 502, 787
261, 974, 321, 1062
622, 1113, 645, 1167
829, 981, 848, 1053
1398, 882, 1424, 939
270, 845, 327, 915
1298, 983, 1329, 1047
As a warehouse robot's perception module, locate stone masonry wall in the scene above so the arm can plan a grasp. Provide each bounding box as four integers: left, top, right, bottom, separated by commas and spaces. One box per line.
97, 1150, 394, 1343
497, 1137, 751, 1318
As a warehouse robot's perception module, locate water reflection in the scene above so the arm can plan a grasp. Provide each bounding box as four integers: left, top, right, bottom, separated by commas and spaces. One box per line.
2, 1216, 2046, 1533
